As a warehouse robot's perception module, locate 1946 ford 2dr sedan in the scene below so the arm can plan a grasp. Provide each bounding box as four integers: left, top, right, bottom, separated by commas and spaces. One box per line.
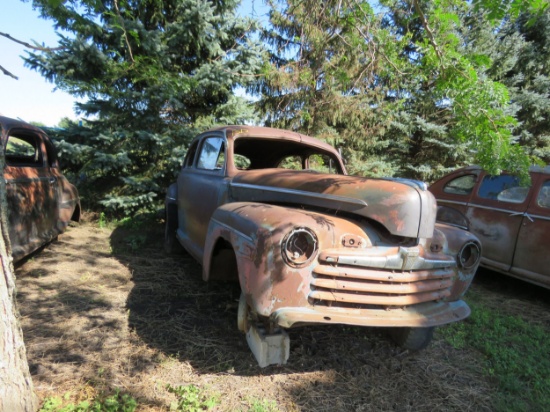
165, 126, 481, 365
1, 116, 80, 262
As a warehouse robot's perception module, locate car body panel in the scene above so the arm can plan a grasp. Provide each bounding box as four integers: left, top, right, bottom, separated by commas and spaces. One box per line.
1, 116, 80, 261
167, 126, 481, 335
430, 165, 550, 288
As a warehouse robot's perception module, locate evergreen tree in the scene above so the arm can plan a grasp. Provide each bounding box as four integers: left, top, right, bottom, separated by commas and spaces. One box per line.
25, 0, 264, 214
256, 0, 539, 182
494, 10, 550, 164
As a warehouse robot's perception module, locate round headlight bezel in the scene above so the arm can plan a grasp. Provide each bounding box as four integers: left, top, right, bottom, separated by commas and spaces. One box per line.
457, 241, 481, 270
281, 227, 319, 268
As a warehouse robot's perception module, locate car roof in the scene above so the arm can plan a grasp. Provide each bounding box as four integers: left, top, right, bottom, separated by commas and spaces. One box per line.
453, 165, 550, 176
0, 115, 46, 135
201, 125, 341, 155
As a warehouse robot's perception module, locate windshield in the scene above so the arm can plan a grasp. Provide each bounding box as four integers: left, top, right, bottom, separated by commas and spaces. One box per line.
233, 137, 343, 174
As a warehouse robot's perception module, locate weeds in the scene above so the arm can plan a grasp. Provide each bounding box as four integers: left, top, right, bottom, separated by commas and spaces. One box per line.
247, 399, 280, 412
167, 384, 219, 411
40, 390, 137, 412
98, 212, 106, 229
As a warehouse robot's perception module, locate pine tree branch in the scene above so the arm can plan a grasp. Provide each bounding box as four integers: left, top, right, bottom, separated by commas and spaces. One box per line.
113, 0, 135, 63
0, 63, 18, 80
0, 31, 63, 51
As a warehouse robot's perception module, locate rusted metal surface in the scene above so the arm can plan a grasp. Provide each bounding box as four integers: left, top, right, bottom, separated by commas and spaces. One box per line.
430, 165, 550, 289
1, 116, 80, 261
166, 126, 482, 348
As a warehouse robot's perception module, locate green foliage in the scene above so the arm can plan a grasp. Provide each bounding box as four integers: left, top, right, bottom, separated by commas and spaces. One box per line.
40, 390, 137, 412
28, 0, 265, 214
247, 399, 280, 412
167, 384, 219, 411
98, 212, 106, 229
440, 291, 550, 411
257, 0, 544, 183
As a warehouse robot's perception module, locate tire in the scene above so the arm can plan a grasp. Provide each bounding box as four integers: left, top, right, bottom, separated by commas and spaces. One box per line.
388, 327, 435, 351
164, 205, 183, 255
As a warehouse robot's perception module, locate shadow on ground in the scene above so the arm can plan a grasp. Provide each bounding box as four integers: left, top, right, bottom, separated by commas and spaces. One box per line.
112, 221, 496, 411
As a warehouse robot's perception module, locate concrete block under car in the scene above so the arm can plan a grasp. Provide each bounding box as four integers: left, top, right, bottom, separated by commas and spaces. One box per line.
246, 325, 289, 367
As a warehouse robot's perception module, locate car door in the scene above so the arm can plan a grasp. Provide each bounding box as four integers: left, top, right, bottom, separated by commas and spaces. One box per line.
176, 134, 228, 261
429, 169, 480, 229
511, 174, 550, 287
4, 129, 58, 259
466, 172, 531, 273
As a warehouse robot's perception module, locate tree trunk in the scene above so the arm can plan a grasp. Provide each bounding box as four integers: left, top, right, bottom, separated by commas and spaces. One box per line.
0, 154, 38, 412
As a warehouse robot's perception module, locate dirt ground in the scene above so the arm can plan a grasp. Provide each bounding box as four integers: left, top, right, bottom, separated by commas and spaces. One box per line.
12, 218, 546, 411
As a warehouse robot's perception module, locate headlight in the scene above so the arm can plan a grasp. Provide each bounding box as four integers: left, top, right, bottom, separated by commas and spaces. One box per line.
282, 227, 318, 267
457, 241, 481, 270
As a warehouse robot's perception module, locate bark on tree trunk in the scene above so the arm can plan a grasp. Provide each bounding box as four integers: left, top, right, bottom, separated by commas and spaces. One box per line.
0, 154, 38, 412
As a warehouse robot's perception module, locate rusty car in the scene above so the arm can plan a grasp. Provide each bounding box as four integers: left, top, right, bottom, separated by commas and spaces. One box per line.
429, 165, 550, 289
1, 116, 80, 262
165, 126, 481, 365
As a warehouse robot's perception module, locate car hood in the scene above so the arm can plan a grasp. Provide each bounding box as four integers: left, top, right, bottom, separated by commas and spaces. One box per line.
230, 169, 436, 239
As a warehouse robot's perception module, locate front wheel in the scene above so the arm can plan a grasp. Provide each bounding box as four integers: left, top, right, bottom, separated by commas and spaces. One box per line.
388, 327, 434, 351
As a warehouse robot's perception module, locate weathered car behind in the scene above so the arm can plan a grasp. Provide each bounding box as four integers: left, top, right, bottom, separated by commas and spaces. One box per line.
1, 116, 80, 261
166, 126, 481, 366
430, 165, 550, 289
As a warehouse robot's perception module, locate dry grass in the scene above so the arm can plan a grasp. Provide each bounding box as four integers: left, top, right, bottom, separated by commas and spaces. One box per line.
15, 218, 498, 411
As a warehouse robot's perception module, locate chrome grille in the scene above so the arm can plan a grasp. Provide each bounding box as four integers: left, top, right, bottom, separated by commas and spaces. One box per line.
310, 249, 455, 308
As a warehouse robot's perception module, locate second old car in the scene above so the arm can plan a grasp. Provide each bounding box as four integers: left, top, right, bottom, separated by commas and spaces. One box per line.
430, 165, 550, 289
2, 116, 80, 262
165, 126, 481, 366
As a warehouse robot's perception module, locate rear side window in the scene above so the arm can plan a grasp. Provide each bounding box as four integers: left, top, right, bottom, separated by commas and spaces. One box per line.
478, 175, 530, 203
5, 134, 42, 166
277, 155, 302, 170
537, 181, 550, 209
443, 174, 477, 195
307, 154, 338, 173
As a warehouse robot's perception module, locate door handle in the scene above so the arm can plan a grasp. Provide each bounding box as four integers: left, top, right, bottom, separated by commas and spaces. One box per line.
509, 211, 534, 222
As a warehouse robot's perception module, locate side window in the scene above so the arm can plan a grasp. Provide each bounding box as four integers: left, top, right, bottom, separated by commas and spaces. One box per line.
184, 141, 199, 168
478, 175, 529, 204
234, 154, 251, 170
5, 134, 42, 167
278, 155, 302, 170
537, 181, 550, 209
307, 154, 339, 174
443, 174, 477, 195
197, 137, 225, 171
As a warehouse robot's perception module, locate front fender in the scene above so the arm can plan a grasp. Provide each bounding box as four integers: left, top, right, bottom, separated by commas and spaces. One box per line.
203, 202, 368, 317
435, 223, 481, 299
436, 205, 470, 230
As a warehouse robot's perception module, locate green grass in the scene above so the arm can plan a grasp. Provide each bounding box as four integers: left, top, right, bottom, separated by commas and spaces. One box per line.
440, 289, 550, 411
40, 390, 137, 412
166, 384, 220, 411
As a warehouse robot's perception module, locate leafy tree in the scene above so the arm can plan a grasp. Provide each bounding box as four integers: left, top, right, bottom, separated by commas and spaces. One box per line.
24, 0, 264, 214
256, 0, 544, 182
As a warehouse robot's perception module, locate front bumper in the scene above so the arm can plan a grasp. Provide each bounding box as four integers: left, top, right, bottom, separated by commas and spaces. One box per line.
271, 300, 470, 328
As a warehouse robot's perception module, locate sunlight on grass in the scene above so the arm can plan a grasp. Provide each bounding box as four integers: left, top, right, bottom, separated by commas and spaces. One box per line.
440, 290, 550, 411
